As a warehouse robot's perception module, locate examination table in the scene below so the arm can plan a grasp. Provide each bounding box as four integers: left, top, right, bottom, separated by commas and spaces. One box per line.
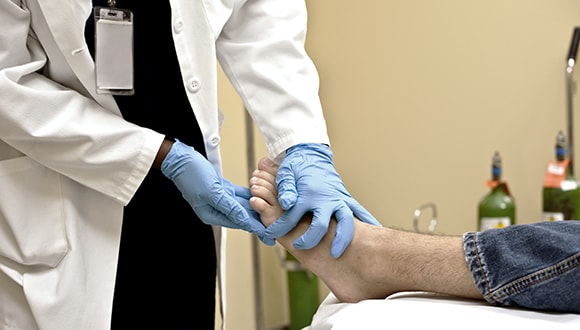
305, 291, 580, 330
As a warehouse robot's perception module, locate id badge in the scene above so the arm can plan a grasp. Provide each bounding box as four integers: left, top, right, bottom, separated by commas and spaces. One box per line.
94, 7, 134, 95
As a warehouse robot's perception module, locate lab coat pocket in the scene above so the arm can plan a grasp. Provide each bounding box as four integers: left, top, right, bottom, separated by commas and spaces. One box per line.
0, 156, 68, 268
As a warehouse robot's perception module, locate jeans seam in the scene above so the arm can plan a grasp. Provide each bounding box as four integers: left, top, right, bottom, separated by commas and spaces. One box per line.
472, 233, 492, 294
485, 252, 580, 304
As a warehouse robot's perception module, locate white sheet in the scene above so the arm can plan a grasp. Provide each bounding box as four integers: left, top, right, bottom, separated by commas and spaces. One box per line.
307, 291, 580, 330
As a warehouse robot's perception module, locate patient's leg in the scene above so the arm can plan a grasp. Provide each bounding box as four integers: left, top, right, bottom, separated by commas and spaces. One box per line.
249, 158, 482, 303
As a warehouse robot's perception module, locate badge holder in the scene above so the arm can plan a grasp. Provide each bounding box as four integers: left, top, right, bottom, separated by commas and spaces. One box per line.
94, 4, 134, 95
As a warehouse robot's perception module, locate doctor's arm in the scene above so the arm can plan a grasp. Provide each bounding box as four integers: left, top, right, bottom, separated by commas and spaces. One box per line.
216, 0, 380, 257
0, 3, 265, 239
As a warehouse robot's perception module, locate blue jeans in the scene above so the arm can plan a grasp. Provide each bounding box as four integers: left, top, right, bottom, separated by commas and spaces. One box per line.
463, 221, 580, 313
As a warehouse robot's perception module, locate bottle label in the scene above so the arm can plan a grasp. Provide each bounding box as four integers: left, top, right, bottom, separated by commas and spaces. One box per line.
479, 217, 511, 231
542, 212, 564, 222
544, 160, 569, 188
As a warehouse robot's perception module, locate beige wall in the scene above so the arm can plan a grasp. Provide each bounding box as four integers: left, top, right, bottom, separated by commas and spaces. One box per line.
218, 1, 580, 329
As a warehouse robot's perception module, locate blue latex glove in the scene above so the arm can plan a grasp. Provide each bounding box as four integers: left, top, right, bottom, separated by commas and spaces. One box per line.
266, 143, 381, 258
161, 140, 274, 245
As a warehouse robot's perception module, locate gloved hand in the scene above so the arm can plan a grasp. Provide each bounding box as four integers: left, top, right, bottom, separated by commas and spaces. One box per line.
265, 143, 381, 258
161, 139, 274, 245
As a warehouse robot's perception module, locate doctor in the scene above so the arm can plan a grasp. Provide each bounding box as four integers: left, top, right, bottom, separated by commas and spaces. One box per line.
0, 0, 379, 329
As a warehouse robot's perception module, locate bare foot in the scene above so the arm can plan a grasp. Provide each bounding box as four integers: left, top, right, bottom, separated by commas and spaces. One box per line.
249, 157, 402, 302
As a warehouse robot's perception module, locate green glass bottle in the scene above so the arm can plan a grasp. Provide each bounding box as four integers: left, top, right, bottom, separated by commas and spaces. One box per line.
478, 151, 516, 231
542, 131, 580, 221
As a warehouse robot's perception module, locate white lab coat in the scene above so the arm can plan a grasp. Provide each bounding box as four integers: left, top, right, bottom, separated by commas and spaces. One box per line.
0, 0, 329, 329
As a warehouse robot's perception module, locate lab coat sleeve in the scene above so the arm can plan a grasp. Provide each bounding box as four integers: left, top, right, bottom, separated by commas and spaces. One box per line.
215, 0, 330, 160
0, 1, 164, 205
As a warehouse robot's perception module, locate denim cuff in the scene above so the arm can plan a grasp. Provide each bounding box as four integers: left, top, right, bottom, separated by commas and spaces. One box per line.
463, 222, 580, 313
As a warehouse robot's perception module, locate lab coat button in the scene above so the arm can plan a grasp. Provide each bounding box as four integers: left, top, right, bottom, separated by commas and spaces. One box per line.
186, 78, 201, 93
209, 136, 220, 146
173, 19, 184, 33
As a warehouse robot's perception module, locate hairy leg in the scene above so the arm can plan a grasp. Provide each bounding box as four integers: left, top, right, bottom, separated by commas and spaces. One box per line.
250, 158, 482, 303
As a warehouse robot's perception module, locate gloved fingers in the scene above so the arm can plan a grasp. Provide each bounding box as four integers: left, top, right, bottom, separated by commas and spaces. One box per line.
234, 185, 253, 201
221, 173, 278, 245
292, 206, 334, 251
235, 193, 260, 222
235, 196, 276, 245
347, 199, 382, 227
257, 232, 276, 246
329, 204, 355, 258
264, 205, 304, 239
276, 161, 298, 211
197, 202, 263, 237
181, 177, 246, 229
219, 177, 250, 199
220, 178, 235, 196
208, 185, 258, 232
246, 218, 268, 240
193, 204, 236, 229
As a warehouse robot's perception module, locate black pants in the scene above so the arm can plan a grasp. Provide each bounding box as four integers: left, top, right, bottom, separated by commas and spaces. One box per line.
111, 170, 217, 330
